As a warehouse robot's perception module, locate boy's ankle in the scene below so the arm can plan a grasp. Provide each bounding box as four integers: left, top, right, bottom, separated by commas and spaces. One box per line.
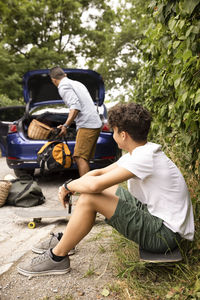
50, 248, 66, 262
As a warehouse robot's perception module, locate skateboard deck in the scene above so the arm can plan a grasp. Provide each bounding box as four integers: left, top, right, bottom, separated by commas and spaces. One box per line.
139, 247, 182, 263
15, 208, 72, 229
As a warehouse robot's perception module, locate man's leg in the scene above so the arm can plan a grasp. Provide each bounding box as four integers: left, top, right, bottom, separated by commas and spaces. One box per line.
74, 156, 90, 176
73, 128, 101, 176
53, 185, 119, 256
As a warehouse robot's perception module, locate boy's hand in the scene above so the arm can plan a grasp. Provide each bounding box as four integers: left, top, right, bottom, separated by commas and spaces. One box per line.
58, 185, 70, 208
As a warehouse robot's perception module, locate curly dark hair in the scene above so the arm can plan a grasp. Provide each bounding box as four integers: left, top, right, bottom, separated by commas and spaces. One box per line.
108, 102, 152, 142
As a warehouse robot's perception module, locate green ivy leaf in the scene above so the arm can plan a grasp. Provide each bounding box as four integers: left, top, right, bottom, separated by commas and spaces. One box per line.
186, 26, 194, 37
182, 91, 188, 102
195, 89, 200, 105
168, 18, 176, 31
178, 20, 185, 29
183, 49, 192, 62
194, 277, 200, 292
174, 77, 182, 88
180, 0, 200, 15
173, 58, 181, 65
173, 41, 181, 49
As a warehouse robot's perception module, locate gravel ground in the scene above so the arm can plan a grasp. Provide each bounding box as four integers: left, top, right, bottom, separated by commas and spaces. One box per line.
0, 215, 121, 300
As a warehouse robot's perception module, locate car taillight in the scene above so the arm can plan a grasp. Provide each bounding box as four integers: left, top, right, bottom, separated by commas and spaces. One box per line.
8, 124, 17, 133
102, 123, 110, 132
101, 156, 115, 159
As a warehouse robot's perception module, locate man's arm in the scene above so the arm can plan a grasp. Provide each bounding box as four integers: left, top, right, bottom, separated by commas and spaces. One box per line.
58, 83, 81, 135
58, 109, 79, 136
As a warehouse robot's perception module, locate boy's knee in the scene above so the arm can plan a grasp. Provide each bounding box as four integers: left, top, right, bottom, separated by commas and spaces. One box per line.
77, 193, 94, 207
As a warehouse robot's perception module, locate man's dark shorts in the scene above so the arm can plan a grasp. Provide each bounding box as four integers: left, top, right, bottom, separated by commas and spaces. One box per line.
106, 186, 182, 253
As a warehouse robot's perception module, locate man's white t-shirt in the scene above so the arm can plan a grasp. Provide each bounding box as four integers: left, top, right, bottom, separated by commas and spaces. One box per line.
58, 77, 102, 130
117, 142, 194, 241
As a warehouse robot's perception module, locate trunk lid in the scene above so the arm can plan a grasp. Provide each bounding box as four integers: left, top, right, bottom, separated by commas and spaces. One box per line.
23, 69, 105, 110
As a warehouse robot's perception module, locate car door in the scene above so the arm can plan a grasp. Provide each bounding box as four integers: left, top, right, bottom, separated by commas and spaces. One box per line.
0, 106, 25, 156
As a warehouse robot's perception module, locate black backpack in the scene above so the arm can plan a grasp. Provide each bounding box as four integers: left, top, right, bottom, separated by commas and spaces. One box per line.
37, 140, 72, 174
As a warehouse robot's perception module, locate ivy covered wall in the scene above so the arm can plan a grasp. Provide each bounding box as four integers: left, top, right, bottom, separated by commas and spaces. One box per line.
132, 0, 200, 184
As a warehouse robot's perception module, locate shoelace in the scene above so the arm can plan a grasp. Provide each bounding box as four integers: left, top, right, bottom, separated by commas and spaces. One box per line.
31, 251, 50, 265
47, 232, 58, 247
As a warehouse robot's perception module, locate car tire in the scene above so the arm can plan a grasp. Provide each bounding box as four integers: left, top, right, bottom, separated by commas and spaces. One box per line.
14, 168, 35, 178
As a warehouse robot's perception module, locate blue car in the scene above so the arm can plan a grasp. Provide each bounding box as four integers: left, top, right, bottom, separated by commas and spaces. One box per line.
5, 69, 120, 177
0, 105, 25, 157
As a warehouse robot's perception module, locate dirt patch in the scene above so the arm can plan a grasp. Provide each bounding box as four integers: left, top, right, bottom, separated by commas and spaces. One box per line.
0, 214, 122, 300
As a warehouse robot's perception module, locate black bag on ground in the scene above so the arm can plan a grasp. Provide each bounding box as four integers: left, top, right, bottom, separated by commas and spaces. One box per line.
6, 176, 45, 207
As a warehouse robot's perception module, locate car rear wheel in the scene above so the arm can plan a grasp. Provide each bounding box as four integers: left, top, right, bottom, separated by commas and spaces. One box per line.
14, 168, 35, 178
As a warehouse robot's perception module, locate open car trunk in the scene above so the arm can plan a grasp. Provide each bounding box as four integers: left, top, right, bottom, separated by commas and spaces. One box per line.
20, 110, 77, 141
20, 69, 105, 141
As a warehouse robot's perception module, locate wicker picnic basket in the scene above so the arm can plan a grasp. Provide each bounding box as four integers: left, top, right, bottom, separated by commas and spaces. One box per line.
28, 119, 52, 140
0, 180, 12, 207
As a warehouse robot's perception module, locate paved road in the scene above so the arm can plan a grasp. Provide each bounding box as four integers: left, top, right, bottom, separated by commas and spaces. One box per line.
0, 157, 78, 275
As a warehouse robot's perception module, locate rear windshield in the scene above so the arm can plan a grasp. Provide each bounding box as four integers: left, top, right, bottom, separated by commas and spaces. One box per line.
0, 106, 25, 122
30, 104, 68, 116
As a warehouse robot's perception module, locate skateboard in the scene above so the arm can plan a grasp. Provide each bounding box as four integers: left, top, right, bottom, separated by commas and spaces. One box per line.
15, 209, 71, 229
15, 193, 73, 228
139, 247, 182, 263
15, 208, 72, 229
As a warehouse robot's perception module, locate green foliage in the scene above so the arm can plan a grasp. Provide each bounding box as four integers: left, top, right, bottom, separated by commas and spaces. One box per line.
112, 229, 200, 299
0, 94, 23, 107
82, 0, 146, 99
108, 1, 200, 299
129, 0, 200, 182
0, 0, 114, 100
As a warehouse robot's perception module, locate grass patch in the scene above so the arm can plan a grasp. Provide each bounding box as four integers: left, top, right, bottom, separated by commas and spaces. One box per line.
110, 156, 200, 299
87, 227, 111, 242
83, 266, 96, 278
111, 231, 200, 299
98, 243, 107, 253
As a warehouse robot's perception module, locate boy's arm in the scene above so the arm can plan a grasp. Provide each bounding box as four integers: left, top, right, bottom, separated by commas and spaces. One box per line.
59, 163, 133, 208
82, 162, 118, 177
67, 164, 133, 194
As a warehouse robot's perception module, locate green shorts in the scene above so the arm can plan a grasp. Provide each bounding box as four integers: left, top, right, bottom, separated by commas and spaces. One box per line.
106, 186, 182, 253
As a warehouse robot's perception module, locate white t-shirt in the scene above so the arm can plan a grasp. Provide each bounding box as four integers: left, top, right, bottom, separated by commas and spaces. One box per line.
117, 142, 194, 241
58, 77, 102, 130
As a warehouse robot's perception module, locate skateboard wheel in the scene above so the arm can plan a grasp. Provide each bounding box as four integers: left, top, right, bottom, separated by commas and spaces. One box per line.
28, 221, 36, 229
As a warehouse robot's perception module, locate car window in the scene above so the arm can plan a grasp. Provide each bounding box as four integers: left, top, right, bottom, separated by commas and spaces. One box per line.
0, 106, 25, 122
30, 103, 69, 116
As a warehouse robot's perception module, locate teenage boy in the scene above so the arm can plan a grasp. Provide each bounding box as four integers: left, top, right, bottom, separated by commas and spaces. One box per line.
17, 103, 194, 276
